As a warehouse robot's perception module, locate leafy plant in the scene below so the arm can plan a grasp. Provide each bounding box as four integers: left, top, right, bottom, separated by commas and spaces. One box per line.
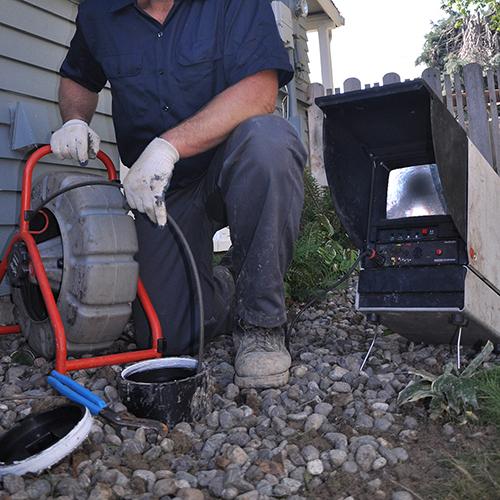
285, 170, 356, 301
398, 341, 494, 422
417, 0, 499, 73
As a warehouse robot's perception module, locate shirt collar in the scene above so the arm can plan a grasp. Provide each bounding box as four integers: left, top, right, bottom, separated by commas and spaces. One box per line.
109, 0, 135, 12
109, 0, 184, 13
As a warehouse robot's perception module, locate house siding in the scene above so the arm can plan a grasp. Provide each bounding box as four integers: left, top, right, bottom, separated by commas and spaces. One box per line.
0, 0, 118, 295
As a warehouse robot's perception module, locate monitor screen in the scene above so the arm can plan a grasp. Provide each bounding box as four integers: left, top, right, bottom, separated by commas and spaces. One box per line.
386, 164, 448, 220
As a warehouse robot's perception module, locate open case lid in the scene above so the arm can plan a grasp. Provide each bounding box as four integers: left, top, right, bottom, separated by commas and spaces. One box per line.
317, 80, 468, 248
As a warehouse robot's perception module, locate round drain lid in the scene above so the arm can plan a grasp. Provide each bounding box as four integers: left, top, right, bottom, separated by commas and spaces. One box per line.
0, 404, 92, 477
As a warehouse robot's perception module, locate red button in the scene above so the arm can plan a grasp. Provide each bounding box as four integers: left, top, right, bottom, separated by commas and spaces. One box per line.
421, 228, 429, 235
435, 249, 443, 256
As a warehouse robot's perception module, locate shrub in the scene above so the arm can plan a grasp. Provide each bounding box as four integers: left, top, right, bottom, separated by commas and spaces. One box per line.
285, 170, 357, 301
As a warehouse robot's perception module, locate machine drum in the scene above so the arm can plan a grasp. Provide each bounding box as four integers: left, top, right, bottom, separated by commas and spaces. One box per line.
10, 172, 139, 359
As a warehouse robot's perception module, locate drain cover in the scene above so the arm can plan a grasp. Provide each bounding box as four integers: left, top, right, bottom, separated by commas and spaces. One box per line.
0, 404, 92, 476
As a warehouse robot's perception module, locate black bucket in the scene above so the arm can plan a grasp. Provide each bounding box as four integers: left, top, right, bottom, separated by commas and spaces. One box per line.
118, 357, 212, 428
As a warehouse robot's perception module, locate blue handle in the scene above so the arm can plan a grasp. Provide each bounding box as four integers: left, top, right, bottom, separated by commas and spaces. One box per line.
49, 370, 107, 414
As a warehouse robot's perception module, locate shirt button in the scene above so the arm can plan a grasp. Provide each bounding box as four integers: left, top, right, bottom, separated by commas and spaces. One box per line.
157, 32, 163, 38
162, 105, 169, 112
159, 70, 164, 75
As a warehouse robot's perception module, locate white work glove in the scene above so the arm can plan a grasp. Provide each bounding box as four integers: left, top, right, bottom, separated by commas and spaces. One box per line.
50, 119, 100, 165
123, 137, 179, 227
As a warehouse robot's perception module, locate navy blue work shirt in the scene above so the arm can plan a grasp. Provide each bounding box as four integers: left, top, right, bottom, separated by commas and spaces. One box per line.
60, 0, 294, 188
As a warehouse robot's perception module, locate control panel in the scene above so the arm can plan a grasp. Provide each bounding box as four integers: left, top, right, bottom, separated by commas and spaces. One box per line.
372, 222, 462, 267
376, 240, 459, 267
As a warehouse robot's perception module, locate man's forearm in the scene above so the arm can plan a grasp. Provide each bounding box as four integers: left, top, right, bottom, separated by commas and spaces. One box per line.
59, 77, 99, 124
162, 70, 278, 159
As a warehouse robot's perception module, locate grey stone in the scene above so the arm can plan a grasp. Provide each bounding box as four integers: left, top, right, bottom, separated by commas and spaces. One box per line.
227, 445, 249, 465
133, 470, 156, 492
332, 381, 352, 393
55, 478, 84, 497
221, 486, 239, 499
355, 414, 374, 429
198, 470, 218, 488
177, 487, 204, 500
121, 438, 144, 455
153, 478, 178, 496
306, 459, 324, 475
355, 444, 377, 472
379, 446, 398, 466
176, 471, 198, 488
374, 417, 392, 431
342, 461, 359, 474
372, 457, 387, 470
201, 433, 226, 459
88, 483, 113, 500
329, 366, 349, 381
304, 413, 325, 432
403, 416, 418, 430
329, 449, 348, 467
392, 492, 413, 500
393, 447, 409, 462
225, 383, 240, 400
325, 432, 348, 450
3, 475, 24, 495
26, 479, 51, 499
367, 478, 383, 491
314, 402, 333, 416
302, 445, 320, 461
224, 466, 254, 492
160, 437, 175, 452
220, 410, 236, 430
143, 445, 162, 461
235, 491, 260, 500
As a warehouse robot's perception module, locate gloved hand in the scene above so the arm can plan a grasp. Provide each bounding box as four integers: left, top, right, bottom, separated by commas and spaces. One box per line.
50, 119, 100, 165
123, 137, 179, 227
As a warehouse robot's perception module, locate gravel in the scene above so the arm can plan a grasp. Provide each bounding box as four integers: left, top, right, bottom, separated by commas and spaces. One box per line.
0, 280, 494, 499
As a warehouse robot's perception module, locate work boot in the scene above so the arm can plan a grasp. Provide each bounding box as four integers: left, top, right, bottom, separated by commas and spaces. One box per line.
233, 320, 291, 388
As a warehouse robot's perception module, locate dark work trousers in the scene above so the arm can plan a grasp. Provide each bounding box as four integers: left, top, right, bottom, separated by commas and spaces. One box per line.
132, 115, 307, 356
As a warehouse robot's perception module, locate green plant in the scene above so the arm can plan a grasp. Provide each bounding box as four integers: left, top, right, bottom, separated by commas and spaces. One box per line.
417, 0, 499, 73
475, 366, 500, 427
285, 170, 356, 301
398, 341, 494, 423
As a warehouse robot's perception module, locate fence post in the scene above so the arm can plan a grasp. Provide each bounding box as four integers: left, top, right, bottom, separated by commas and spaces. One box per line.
463, 63, 494, 166
307, 83, 328, 186
422, 68, 442, 99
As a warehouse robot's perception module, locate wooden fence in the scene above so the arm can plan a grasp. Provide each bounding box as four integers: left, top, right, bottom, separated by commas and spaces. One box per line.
308, 63, 500, 184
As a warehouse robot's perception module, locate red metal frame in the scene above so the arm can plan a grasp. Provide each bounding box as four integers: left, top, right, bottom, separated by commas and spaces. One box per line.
0, 145, 162, 373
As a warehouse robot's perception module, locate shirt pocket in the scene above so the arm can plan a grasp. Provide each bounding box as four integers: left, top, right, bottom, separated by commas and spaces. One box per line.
101, 53, 143, 80
176, 38, 221, 80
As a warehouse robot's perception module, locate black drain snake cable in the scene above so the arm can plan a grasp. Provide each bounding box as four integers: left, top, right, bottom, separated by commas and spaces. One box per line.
26, 180, 205, 373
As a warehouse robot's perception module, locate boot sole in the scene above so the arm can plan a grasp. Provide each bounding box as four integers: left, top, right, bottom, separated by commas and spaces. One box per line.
234, 370, 289, 389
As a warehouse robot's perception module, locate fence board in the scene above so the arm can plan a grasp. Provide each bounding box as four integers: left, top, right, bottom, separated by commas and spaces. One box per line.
453, 71, 466, 129
443, 74, 454, 114
382, 73, 401, 85
486, 69, 500, 172
463, 63, 493, 166
307, 83, 328, 186
343, 78, 361, 93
